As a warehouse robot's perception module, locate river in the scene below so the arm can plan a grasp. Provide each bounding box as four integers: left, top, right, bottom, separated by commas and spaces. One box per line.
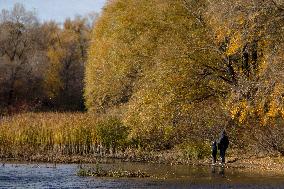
0, 161, 284, 188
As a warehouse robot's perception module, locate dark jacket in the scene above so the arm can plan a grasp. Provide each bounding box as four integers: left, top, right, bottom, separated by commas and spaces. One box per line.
212, 141, 217, 155
218, 131, 229, 151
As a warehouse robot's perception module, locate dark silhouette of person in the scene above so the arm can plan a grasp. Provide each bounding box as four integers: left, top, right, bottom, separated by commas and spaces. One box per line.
218, 130, 229, 164
211, 140, 217, 164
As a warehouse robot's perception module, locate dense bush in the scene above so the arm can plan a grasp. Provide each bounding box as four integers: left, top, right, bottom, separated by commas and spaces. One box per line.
96, 117, 129, 151
177, 141, 211, 160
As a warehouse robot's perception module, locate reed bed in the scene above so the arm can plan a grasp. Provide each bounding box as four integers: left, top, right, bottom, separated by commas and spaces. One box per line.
0, 112, 124, 160
0, 112, 209, 164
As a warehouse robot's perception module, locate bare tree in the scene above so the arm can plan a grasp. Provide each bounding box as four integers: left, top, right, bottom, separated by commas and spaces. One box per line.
0, 3, 42, 108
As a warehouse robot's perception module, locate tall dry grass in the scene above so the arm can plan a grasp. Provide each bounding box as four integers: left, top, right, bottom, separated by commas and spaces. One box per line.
0, 112, 215, 163
0, 112, 127, 160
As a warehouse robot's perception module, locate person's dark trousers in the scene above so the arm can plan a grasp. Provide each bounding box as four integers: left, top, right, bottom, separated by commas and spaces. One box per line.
220, 149, 226, 163
212, 141, 217, 164
212, 153, 217, 163
212, 151, 217, 164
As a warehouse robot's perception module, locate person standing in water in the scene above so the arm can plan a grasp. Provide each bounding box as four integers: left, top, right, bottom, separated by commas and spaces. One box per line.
218, 130, 229, 164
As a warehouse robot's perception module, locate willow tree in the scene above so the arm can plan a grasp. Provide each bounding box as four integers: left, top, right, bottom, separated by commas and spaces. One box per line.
205, 0, 284, 126
85, 0, 165, 113
85, 0, 228, 148
86, 0, 284, 150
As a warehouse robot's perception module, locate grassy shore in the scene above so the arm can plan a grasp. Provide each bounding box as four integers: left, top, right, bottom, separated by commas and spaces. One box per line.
0, 112, 283, 172
0, 112, 210, 161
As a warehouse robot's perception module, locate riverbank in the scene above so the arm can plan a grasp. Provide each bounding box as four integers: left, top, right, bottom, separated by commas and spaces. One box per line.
1, 149, 284, 174
0, 112, 284, 174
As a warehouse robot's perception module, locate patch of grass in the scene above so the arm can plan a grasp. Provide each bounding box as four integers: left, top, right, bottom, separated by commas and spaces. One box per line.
177, 141, 211, 160
77, 165, 150, 178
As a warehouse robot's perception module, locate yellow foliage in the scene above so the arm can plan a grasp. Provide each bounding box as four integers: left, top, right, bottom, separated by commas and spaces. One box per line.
226, 32, 242, 56
267, 100, 278, 118
44, 48, 64, 98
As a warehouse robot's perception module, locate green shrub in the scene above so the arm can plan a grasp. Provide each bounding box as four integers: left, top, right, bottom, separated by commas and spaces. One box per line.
96, 117, 129, 150
178, 141, 211, 160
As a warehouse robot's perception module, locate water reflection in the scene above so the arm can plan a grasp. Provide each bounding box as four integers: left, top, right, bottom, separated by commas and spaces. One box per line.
211, 165, 225, 178
211, 165, 216, 174
219, 166, 225, 177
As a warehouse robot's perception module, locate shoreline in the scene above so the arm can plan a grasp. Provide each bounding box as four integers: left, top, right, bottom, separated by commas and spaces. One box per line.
1, 152, 284, 174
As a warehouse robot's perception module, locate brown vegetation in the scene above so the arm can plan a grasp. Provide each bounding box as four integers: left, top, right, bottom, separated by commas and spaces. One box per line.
0, 3, 94, 112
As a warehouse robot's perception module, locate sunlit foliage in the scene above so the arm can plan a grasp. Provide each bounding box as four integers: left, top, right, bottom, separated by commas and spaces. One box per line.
85, 0, 284, 150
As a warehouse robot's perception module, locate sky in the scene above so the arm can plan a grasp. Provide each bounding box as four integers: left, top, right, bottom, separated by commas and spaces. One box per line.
0, 0, 106, 23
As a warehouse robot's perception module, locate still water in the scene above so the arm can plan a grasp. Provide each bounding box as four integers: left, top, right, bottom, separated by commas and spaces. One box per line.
0, 161, 284, 188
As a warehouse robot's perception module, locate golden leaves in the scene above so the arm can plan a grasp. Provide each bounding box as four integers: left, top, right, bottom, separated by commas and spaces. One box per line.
226, 32, 242, 56
44, 48, 64, 98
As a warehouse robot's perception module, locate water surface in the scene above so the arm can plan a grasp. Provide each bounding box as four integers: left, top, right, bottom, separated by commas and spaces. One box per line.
0, 161, 284, 188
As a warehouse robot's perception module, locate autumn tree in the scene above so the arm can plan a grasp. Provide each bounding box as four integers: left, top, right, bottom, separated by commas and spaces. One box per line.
85, 0, 284, 150
0, 3, 44, 109
205, 0, 284, 126
44, 16, 91, 110
85, 0, 228, 148
0, 4, 92, 112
